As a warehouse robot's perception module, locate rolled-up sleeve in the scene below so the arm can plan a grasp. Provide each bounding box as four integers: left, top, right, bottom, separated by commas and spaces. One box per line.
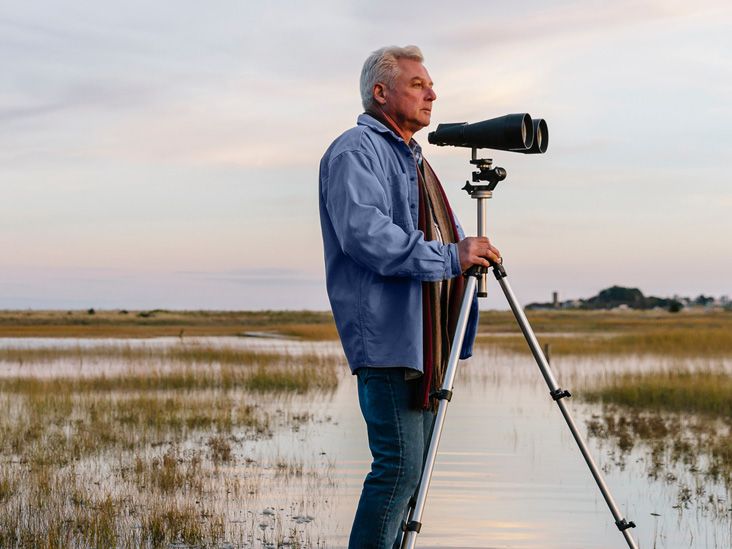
323, 149, 461, 281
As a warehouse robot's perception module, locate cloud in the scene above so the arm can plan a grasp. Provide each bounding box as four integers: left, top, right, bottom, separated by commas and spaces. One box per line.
0, 1, 730, 309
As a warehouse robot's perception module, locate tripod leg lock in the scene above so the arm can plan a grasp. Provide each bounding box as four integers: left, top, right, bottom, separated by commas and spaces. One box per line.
491, 262, 507, 279
615, 518, 636, 531
429, 388, 453, 402
404, 520, 422, 533
465, 265, 487, 278
550, 388, 572, 401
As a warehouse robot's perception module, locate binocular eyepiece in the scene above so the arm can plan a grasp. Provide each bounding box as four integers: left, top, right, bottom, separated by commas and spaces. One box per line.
428, 113, 548, 154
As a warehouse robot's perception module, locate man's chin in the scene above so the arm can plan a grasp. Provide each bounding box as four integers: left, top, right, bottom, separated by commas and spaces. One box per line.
412, 117, 431, 133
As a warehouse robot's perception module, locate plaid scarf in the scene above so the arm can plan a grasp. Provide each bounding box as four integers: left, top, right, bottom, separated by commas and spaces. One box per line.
364, 111, 466, 410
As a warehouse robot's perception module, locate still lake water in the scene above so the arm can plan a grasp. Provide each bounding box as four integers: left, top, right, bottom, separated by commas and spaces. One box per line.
1, 336, 731, 548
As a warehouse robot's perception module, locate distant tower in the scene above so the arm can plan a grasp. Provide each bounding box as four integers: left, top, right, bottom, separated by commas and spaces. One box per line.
552, 291, 559, 308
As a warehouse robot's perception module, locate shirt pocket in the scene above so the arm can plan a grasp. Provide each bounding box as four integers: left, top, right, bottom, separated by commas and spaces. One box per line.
387, 171, 413, 231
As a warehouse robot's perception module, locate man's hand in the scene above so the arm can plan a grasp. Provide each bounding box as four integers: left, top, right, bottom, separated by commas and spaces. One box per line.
457, 237, 501, 272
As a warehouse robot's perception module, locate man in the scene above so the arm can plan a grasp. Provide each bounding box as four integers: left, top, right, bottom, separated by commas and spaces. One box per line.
318, 45, 501, 548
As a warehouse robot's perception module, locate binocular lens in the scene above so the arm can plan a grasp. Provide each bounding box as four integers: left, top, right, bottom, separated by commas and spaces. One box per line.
518, 119, 548, 154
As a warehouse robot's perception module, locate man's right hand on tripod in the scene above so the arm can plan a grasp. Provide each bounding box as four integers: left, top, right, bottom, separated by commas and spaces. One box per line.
458, 236, 501, 272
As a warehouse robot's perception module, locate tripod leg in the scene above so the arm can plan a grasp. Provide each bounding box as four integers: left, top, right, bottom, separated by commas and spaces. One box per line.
491, 263, 639, 549
397, 413, 436, 548
400, 275, 478, 549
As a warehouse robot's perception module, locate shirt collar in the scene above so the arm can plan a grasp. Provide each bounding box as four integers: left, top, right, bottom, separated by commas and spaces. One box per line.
410, 140, 423, 166
357, 113, 422, 158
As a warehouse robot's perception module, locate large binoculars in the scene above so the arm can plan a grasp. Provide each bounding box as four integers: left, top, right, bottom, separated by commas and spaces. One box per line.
428, 113, 548, 154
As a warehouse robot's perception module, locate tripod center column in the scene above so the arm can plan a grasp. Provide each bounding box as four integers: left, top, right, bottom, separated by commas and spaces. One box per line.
474, 191, 492, 297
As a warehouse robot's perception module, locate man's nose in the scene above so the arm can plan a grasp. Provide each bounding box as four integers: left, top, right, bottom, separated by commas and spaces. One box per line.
426, 87, 436, 101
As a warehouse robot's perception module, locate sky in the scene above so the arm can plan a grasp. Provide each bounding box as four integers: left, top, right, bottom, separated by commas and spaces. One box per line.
1, 0, 731, 310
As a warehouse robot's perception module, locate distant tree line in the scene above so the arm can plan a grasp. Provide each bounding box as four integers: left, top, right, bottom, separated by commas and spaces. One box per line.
527, 285, 728, 313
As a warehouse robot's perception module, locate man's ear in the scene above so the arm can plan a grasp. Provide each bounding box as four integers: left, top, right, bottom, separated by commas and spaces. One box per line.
373, 83, 387, 106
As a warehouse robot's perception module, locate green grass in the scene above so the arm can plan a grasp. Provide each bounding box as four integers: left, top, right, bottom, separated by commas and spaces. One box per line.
583, 370, 732, 416
478, 309, 732, 334
478, 326, 732, 357
246, 364, 338, 392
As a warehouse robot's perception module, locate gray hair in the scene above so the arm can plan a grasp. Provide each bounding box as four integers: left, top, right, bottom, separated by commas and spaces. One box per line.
360, 45, 424, 111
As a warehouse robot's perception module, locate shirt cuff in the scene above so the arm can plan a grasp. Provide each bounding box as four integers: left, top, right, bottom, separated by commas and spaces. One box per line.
446, 242, 462, 279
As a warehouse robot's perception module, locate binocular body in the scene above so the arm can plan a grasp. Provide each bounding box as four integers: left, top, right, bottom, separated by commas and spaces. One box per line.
428, 113, 548, 154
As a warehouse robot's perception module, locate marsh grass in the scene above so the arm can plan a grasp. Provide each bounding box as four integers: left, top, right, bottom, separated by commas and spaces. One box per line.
584, 370, 732, 416
141, 503, 212, 547
2, 494, 122, 548
0, 478, 225, 548
0, 343, 340, 547
0, 343, 339, 367
478, 326, 732, 357
586, 406, 732, 500
0, 470, 14, 503
0, 363, 338, 394
583, 368, 732, 516
247, 364, 338, 392
0, 363, 337, 468
207, 434, 233, 464
4, 308, 729, 342
479, 309, 732, 334
0, 309, 339, 339
0, 343, 341, 399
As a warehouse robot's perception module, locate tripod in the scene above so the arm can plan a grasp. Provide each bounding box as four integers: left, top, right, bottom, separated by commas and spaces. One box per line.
400, 151, 638, 549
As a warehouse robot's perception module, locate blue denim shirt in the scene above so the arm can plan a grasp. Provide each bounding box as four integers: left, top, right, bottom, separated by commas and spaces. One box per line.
319, 114, 479, 374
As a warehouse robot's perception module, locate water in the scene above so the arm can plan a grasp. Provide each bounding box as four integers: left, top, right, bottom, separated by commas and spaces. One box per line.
1, 337, 730, 548
253, 344, 732, 548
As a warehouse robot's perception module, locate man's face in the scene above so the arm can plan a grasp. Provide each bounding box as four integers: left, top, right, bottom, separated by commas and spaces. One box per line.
378, 58, 436, 137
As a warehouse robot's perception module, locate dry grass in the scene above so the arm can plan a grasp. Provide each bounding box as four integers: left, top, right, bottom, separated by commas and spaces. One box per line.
0, 464, 224, 548
0, 309, 338, 340
0, 343, 339, 367
2, 308, 729, 345
0, 342, 340, 547
2, 308, 730, 353
0, 390, 259, 466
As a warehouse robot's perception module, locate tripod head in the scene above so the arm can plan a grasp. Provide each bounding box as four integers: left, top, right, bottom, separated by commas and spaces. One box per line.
463, 148, 506, 196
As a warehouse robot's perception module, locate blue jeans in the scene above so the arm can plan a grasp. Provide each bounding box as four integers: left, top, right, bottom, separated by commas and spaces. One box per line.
349, 367, 435, 549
